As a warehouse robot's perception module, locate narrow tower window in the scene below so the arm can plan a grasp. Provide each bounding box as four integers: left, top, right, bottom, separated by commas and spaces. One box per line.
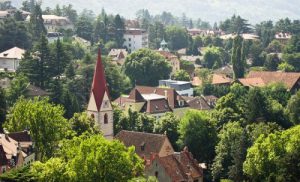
104, 113, 108, 124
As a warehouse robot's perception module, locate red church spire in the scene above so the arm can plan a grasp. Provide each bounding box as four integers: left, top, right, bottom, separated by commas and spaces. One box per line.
91, 48, 109, 111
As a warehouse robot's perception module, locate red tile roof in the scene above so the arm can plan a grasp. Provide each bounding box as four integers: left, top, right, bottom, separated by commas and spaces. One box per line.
8, 131, 31, 142
151, 149, 203, 181
90, 49, 109, 111
212, 74, 232, 85
128, 88, 144, 102
135, 86, 188, 109
238, 77, 265, 87
115, 130, 170, 159
247, 71, 300, 90
144, 99, 172, 114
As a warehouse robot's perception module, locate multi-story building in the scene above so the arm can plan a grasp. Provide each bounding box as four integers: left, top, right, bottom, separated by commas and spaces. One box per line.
123, 28, 148, 53
26, 15, 74, 32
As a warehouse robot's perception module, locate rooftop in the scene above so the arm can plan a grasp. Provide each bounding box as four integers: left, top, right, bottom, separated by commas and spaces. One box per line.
0, 47, 25, 59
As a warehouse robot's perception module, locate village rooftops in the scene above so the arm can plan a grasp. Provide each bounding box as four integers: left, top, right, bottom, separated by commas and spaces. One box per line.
115, 130, 174, 159
0, 47, 25, 59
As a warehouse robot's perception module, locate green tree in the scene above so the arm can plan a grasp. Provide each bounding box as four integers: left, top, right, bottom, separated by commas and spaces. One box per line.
203, 46, 223, 69
37, 134, 143, 181
124, 49, 171, 86
76, 14, 93, 41
51, 39, 71, 78
212, 122, 247, 181
5, 74, 29, 106
244, 125, 300, 181
177, 110, 217, 164
165, 26, 188, 50
4, 97, 69, 161
29, 3, 47, 40
113, 14, 125, 47
0, 88, 6, 128
285, 90, 300, 125
232, 35, 245, 79
0, 17, 32, 52
264, 53, 280, 71
154, 112, 180, 150
277, 62, 295, 72
69, 112, 100, 136
171, 70, 190, 81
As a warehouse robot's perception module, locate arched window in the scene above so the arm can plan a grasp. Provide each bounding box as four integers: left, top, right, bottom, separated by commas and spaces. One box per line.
104, 113, 108, 124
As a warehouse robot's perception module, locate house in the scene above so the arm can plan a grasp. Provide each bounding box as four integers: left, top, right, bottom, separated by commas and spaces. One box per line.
156, 51, 180, 74
47, 32, 63, 43
180, 55, 202, 66
275, 32, 292, 44
26, 15, 73, 32
159, 80, 193, 97
0, 11, 9, 19
146, 147, 204, 182
243, 71, 300, 92
113, 86, 189, 119
115, 130, 174, 160
220, 33, 259, 40
123, 28, 148, 52
87, 49, 114, 140
108, 49, 128, 66
182, 96, 213, 110
0, 47, 25, 72
187, 28, 223, 37
0, 131, 35, 174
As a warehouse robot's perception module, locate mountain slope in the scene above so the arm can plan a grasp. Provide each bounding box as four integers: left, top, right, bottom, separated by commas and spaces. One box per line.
11, 0, 300, 24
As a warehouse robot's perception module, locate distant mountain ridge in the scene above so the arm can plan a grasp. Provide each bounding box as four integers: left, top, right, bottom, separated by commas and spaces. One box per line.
11, 0, 300, 24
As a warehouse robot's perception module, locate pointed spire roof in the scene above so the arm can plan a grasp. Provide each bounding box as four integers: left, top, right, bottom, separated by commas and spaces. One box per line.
91, 49, 109, 111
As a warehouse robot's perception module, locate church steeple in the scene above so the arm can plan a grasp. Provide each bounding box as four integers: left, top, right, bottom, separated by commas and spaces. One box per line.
87, 49, 114, 139
90, 49, 109, 111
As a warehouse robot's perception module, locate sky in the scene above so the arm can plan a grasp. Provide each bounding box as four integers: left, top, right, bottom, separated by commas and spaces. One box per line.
12, 0, 300, 24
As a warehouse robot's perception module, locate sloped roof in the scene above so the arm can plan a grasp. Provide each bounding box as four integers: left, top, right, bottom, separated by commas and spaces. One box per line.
0, 134, 18, 160
128, 88, 144, 102
154, 150, 203, 181
144, 99, 172, 114
156, 51, 177, 59
238, 77, 265, 87
247, 71, 300, 90
90, 49, 109, 111
182, 96, 211, 110
135, 86, 188, 109
108, 49, 128, 58
115, 130, 168, 158
8, 131, 31, 142
192, 76, 203, 87
0, 47, 25, 59
212, 74, 232, 85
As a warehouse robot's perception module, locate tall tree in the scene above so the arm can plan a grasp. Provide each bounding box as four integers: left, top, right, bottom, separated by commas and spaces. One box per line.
113, 14, 125, 47
165, 26, 188, 50
286, 90, 300, 125
124, 48, 171, 86
0, 88, 6, 129
4, 97, 69, 161
29, 3, 47, 40
232, 35, 245, 79
177, 110, 217, 164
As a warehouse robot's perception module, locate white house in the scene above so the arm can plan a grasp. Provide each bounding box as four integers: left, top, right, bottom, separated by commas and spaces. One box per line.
123, 28, 148, 52
159, 80, 194, 97
0, 47, 25, 72
26, 15, 74, 32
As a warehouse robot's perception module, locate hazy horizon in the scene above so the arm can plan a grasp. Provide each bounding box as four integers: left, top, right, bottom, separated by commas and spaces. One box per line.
11, 0, 300, 24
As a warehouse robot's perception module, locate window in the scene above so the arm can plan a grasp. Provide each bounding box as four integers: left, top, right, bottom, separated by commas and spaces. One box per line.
129, 38, 131, 41
129, 43, 131, 47
104, 113, 108, 124
103, 100, 109, 108
155, 171, 158, 177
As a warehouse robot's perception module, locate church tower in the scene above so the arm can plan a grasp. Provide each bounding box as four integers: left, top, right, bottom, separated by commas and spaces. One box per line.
87, 49, 114, 139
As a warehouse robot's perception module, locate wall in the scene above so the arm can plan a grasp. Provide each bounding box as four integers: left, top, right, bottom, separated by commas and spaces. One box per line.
0, 58, 19, 71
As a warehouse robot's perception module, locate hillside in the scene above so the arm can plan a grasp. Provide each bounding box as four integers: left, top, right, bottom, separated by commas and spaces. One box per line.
10, 0, 300, 24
